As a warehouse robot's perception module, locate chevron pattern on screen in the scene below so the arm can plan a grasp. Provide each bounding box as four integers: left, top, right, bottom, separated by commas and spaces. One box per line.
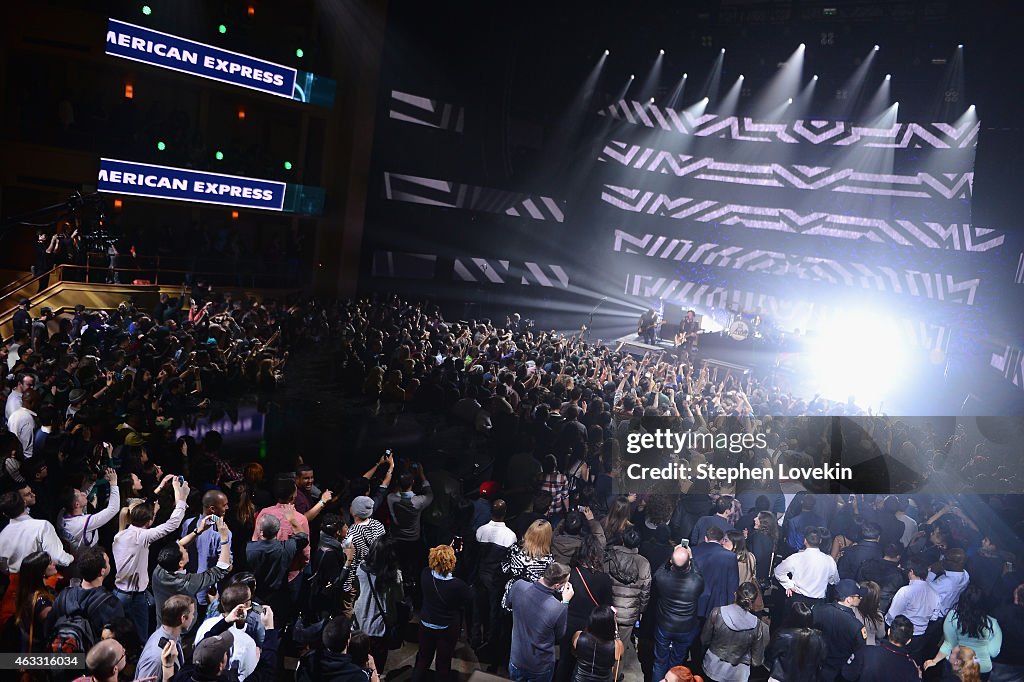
453, 258, 569, 287
613, 229, 980, 305
598, 100, 980, 148
599, 141, 973, 200
384, 172, 565, 222
389, 90, 465, 132
601, 184, 1000, 252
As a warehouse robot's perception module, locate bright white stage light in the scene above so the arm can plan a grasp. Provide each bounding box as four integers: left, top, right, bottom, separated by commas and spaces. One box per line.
812, 74, 819, 80
806, 312, 910, 408
721, 48, 726, 53
649, 97, 655, 103
873, 44, 879, 51
629, 74, 634, 80
683, 73, 688, 78
604, 49, 609, 56
739, 74, 744, 79
786, 97, 793, 103
958, 44, 963, 48
799, 43, 805, 49
659, 49, 665, 55
968, 104, 975, 109
885, 74, 891, 80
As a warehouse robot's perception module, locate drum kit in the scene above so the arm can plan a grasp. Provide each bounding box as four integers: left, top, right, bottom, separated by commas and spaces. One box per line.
725, 308, 779, 344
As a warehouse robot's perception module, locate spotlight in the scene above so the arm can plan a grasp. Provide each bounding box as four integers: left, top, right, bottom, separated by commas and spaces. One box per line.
968, 104, 975, 110
604, 49, 609, 56
683, 73, 688, 78
873, 44, 879, 50
141, 5, 152, 15
629, 74, 634, 79
218, 24, 227, 34
786, 97, 793, 103
812, 74, 819, 80
659, 49, 665, 55
894, 101, 899, 107
958, 44, 963, 48
156, 141, 166, 151
702, 96, 709, 102
284, 161, 293, 170
799, 43, 805, 49
721, 48, 726, 53
649, 97, 655, 103
215, 150, 224, 161
295, 48, 304, 58
739, 74, 744, 79
885, 74, 891, 80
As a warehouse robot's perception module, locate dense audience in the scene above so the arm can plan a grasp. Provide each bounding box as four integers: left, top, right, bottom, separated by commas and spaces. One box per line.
0, 293, 1022, 682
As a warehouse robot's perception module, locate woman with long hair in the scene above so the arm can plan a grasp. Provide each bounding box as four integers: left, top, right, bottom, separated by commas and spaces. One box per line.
603, 496, 633, 546
853, 581, 886, 645
925, 585, 1002, 677
413, 545, 472, 682
944, 646, 983, 682
570, 605, 624, 682
748, 512, 779, 586
356, 538, 402, 674
726, 530, 763, 613
502, 519, 555, 585
701, 582, 770, 682
556, 534, 614, 682
226, 479, 257, 572
15, 551, 56, 652
765, 601, 826, 682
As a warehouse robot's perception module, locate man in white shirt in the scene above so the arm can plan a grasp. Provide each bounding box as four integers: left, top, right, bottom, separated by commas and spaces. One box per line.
4, 372, 34, 420
61, 468, 120, 552
886, 558, 940, 665
773, 526, 839, 623
7, 387, 39, 458
194, 583, 260, 680
927, 547, 970, 619
474, 499, 518, 648
0, 490, 74, 572
112, 476, 189, 641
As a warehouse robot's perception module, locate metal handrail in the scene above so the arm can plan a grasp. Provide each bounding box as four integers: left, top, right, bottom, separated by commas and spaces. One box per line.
0, 270, 37, 299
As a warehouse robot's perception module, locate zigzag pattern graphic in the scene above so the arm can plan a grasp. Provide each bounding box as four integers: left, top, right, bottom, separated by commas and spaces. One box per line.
453, 258, 570, 287
598, 100, 980, 149
599, 141, 974, 200
623, 274, 950, 351
601, 184, 1003, 252
389, 90, 465, 132
990, 345, 1024, 390
384, 172, 565, 222
613, 229, 979, 305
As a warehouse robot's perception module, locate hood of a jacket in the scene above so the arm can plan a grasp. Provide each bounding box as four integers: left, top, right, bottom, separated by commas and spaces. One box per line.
719, 603, 757, 631
607, 546, 640, 585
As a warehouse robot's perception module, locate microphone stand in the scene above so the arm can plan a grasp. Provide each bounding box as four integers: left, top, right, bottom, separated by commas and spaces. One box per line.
583, 297, 609, 342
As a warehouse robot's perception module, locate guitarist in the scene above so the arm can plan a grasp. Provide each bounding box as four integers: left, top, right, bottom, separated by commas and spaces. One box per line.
637, 308, 659, 344
675, 309, 700, 352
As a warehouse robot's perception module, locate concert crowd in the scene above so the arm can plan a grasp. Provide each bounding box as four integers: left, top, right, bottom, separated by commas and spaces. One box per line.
0, 293, 1022, 682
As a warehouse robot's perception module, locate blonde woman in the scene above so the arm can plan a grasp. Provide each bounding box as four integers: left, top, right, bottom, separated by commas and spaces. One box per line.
502, 519, 555, 586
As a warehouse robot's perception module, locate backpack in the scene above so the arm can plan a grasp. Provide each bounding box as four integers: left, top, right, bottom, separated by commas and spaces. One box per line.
49, 613, 97, 654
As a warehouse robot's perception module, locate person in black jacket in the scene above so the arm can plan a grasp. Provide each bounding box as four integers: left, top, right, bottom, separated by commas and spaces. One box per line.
295, 618, 376, 682
766, 601, 826, 682
690, 525, 740, 673
855, 543, 907, 614
414, 544, 473, 682
991, 584, 1024, 680
307, 514, 356, 620
837, 522, 883, 580
842, 615, 921, 682
45, 547, 124, 642
813, 579, 868, 682
246, 514, 309, 622
865, 497, 907, 552
651, 545, 705, 682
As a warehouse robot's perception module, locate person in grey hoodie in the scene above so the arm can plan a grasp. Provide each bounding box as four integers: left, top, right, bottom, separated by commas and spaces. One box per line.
700, 582, 769, 682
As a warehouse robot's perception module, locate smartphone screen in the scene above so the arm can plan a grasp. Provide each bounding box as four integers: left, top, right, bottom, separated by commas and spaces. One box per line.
679, 538, 690, 548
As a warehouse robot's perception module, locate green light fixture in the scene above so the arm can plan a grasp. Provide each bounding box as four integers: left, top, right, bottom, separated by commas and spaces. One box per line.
283, 161, 293, 170
215, 151, 224, 161
156, 141, 166, 151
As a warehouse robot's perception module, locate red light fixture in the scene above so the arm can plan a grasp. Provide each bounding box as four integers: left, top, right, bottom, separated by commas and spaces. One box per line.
113, 199, 123, 210
247, 5, 255, 16
124, 83, 134, 99
237, 108, 246, 120
231, 211, 239, 220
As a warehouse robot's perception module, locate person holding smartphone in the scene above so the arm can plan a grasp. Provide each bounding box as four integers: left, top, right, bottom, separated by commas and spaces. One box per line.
135, 594, 195, 681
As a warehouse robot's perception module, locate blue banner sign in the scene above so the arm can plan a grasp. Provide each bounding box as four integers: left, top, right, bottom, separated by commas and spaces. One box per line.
98, 158, 287, 211
106, 18, 297, 99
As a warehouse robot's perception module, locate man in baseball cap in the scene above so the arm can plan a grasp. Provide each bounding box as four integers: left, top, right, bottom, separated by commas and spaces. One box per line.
814, 579, 868, 680
192, 631, 234, 676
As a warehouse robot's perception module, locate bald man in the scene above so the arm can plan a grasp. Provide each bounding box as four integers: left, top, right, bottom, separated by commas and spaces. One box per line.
84, 638, 127, 682
181, 490, 231, 603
